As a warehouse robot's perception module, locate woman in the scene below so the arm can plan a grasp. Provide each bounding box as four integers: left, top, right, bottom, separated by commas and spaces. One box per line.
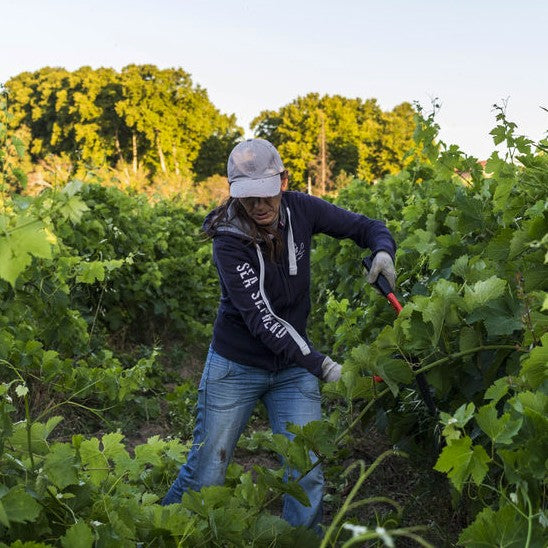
162, 139, 396, 530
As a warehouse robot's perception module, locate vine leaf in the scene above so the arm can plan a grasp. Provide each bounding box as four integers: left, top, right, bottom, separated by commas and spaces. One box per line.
0, 485, 41, 525
484, 377, 511, 404
0, 217, 54, 287
463, 276, 507, 311
44, 443, 80, 490
459, 504, 530, 547
60, 520, 94, 548
434, 436, 490, 491
519, 333, 548, 389
476, 404, 522, 445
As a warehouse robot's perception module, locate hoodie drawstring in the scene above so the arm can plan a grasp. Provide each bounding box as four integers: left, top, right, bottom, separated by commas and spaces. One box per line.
254, 243, 310, 356
286, 207, 297, 276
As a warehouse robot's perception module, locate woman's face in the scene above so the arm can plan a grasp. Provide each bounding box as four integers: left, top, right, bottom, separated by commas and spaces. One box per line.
238, 177, 288, 227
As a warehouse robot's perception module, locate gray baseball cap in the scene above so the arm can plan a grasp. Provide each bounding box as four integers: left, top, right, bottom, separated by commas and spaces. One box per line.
227, 139, 285, 198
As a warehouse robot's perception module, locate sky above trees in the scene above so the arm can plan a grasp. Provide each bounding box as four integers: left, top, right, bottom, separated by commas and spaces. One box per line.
1, 0, 546, 160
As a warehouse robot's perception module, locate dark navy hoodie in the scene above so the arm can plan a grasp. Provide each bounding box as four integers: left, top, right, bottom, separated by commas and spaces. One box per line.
203, 190, 396, 379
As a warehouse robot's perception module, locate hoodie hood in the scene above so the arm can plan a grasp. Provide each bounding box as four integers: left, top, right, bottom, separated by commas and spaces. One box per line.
203, 201, 251, 239
203, 200, 285, 240
203, 200, 298, 277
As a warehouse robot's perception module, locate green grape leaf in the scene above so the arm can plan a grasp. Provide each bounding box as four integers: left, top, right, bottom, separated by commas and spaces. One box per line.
459, 326, 480, 353
511, 390, 548, 416
268, 433, 311, 473
519, 333, 548, 389
247, 514, 297, 545
208, 507, 248, 542
0, 217, 54, 287
463, 277, 507, 311
235, 471, 266, 508
451, 254, 469, 279
374, 357, 413, 396
439, 421, 462, 442
484, 229, 512, 261
434, 436, 490, 491
0, 485, 41, 524
141, 492, 159, 505
9, 416, 63, 456
408, 280, 461, 346
142, 504, 199, 537
482, 309, 523, 338
256, 467, 310, 507
476, 404, 522, 445
101, 432, 128, 461
134, 441, 164, 468
0, 502, 8, 528
76, 261, 105, 283
509, 216, 546, 260
399, 229, 436, 255
339, 371, 376, 400
484, 377, 510, 404
103, 509, 135, 541
62, 179, 84, 196
440, 402, 476, 428
182, 485, 233, 518
60, 195, 89, 224
79, 438, 109, 486
499, 443, 546, 483
12, 219, 54, 258
459, 504, 530, 547
44, 443, 79, 489
286, 420, 337, 458
61, 520, 94, 548
439, 403, 476, 442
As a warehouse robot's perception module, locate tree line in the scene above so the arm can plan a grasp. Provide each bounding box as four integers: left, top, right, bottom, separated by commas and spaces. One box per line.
4, 65, 416, 193
253, 94, 415, 191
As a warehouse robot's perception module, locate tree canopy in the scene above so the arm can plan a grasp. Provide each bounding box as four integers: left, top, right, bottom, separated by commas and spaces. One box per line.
251, 93, 415, 191
4, 65, 243, 179
4, 69, 417, 193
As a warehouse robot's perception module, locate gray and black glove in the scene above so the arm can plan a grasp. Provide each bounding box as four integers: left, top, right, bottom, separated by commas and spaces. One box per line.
321, 356, 342, 382
366, 251, 396, 290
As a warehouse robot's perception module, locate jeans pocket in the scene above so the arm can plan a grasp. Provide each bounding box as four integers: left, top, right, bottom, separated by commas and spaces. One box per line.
295, 373, 321, 402
205, 353, 232, 381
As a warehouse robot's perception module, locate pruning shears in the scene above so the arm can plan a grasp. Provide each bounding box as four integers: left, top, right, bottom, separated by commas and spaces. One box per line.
363, 256, 437, 416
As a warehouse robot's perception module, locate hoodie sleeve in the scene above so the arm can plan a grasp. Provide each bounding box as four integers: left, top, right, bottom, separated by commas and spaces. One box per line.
212, 236, 326, 377
301, 193, 396, 259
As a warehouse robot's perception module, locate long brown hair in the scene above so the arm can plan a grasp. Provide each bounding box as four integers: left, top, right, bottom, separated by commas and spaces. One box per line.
205, 197, 284, 262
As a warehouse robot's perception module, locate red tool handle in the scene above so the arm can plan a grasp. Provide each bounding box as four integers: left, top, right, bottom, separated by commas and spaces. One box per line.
387, 293, 403, 314
362, 256, 402, 315
362, 256, 403, 383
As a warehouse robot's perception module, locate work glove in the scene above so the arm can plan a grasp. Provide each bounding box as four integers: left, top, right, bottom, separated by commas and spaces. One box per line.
366, 251, 396, 291
321, 356, 342, 382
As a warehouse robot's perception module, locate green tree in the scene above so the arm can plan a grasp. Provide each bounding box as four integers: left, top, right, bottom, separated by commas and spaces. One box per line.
251, 93, 415, 191
4, 65, 243, 180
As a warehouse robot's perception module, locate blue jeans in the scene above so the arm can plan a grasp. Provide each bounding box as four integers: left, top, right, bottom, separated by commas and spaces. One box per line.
163, 347, 324, 529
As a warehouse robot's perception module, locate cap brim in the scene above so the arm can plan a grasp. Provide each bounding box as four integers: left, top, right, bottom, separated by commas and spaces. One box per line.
229, 173, 281, 198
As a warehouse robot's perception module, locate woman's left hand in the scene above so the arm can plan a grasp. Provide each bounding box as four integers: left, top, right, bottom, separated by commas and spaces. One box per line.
366, 251, 395, 290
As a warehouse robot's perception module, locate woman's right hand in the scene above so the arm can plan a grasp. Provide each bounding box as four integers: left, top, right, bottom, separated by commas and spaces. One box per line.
321, 356, 342, 382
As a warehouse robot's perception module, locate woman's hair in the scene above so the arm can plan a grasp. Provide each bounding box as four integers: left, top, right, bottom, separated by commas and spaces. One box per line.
205, 171, 289, 261
205, 197, 284, 262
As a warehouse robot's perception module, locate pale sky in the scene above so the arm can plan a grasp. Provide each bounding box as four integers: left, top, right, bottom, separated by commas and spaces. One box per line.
1, 0, 547, 160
